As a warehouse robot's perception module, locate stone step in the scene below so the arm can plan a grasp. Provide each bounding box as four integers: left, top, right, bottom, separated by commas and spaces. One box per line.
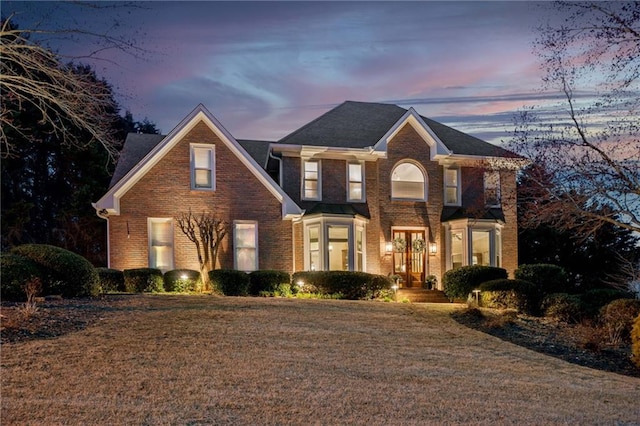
395, 289, 451, 303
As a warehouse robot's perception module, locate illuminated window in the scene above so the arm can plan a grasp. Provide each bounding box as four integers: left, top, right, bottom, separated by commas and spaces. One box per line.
484, 171, 501, 207
391, 162, 426, 200
355, 226, 364, 272
308, 225, 320, 271
302, 160, 321, 200
450, 230, 463, 270
347, 162, 364, 202
445, 221, 503, 271
149, 218, 174, 272
303, 220, 366, 272
191, 144, 215, 190
234, 221, 258, 272
444, 168, 461, 206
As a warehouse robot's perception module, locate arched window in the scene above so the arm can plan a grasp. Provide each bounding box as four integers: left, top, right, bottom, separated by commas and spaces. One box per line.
391, 162, 426, 200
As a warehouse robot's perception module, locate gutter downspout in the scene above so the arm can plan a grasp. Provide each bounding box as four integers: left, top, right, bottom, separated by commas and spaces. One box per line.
91, 203, 111, 268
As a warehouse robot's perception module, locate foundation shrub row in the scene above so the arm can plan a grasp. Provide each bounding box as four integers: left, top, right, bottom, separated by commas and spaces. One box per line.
291, 271, 392, 300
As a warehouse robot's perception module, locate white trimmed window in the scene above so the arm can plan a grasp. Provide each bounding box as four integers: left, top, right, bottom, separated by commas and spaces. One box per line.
391, 162, 426, 201
234, 221, 258, 272
302, 160, 321, 200
445, 220, 503, 271
148, 218, 174, 272
444, 168, 461, 206
347, 162, 365, 202
303, 218, 366, 272
484, 170, 501, 207
191, 144, 215, 190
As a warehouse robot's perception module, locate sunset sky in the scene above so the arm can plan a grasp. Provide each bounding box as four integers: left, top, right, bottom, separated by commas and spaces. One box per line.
5, 1, 576, 145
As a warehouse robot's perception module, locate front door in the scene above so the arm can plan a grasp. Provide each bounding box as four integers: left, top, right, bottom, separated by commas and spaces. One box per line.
392, 230, 426, 288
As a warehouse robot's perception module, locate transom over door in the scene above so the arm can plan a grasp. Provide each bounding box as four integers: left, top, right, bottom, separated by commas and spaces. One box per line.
392, 230, 426, 288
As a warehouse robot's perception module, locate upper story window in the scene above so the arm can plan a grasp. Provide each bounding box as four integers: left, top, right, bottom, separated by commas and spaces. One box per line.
191, 144, 215, 190
444, 167, 461, 206
347, 162, 365, 202
302, 159, 321, 200
484, 170, 501, 207
391, 162, 426, 201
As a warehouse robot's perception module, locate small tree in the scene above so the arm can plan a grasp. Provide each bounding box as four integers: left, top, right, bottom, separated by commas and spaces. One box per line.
176, 210, 228, 290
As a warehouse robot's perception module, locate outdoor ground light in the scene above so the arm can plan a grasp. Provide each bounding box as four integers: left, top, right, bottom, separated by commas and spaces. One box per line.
472, 289, 481, 304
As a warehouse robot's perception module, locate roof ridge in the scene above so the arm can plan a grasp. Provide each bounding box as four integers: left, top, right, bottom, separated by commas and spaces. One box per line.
278, 101, 346, 143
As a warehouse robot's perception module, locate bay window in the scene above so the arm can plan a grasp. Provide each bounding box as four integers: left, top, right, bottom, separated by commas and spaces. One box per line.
303, 218, 367, 272
445, 219, 503, 271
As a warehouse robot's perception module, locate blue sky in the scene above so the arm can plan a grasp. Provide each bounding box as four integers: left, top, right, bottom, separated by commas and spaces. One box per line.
5, 1, 570, 144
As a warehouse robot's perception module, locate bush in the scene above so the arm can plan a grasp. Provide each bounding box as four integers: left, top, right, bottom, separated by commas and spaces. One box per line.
96, 268, 125, 293
580, 288, 633, 318
291, 271, 392, 300
632, 314, 640, 368
442, 265, 508, 300
542, 293, 586, 323
123, 268, 164, 293
514, 264, 570, 295
209, 269, 250, 296
164, 269, 201, 292
0, 253, 42, 302
249, 270, 291, 296
11, 244, 99, 298
478, 279, 540, 315
599, 299, 640, 345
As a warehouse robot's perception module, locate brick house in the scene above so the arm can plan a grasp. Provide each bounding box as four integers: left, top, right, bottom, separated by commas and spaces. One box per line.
94, 101, 525, 289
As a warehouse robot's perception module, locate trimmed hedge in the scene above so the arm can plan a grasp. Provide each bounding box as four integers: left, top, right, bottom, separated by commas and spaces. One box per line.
291, 271, 392, 300
209, 269, 250, 296
442, 265, 508, 300
632, 314, 640, 368
249, 270, 291, 296
542, 293, 585, 323
0, 253, 42, 301
514, 264, 570, 295
11, 244, 99, 298
164, 269, 201, 292
123, 268, 164, 293
96, 268, 125, 293
478, 279, 540, 315
599, 299, 640, 345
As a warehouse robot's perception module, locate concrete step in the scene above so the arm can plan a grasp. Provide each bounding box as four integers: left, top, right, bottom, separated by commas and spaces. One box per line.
396, 289, 450, 303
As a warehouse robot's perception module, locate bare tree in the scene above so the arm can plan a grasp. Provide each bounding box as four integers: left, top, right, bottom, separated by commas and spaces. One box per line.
176, 210, 228, 290
510, 2, 640, 234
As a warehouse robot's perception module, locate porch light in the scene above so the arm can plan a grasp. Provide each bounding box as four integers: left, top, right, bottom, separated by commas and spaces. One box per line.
385, 242, 393, 253
429, 242, 437, 255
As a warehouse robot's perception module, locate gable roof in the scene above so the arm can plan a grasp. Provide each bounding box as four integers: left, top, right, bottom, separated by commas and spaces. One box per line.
237, 139, 273, 168
277, 101, 516, 158
109, 133, 165, 189
95, 104, 302, 219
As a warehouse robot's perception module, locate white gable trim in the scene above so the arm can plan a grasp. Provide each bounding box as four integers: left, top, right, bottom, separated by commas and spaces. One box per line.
373, 108, 451, 159
95, 104, 302, 219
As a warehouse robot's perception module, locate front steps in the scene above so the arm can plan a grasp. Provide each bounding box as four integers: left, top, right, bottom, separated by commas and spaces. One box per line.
395, 288, 451, 303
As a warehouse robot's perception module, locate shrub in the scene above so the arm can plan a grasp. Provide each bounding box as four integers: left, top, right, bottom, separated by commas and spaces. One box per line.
249, 270, 291, 296
580, 288, 633, 318
632, 314, 640, 368
11, 244, 99, 298
442, 265, 508, 300
291, 271, 392, 300
599, 299, 640, 345
164, 269, 201, 292
209, 269, 250, 296
96, 268, 125, 293
542, 293, 585, 323
0, 253, 42, 302
123, 268, 164, 293
478, 279, 540, 315
514, 264, 570, 295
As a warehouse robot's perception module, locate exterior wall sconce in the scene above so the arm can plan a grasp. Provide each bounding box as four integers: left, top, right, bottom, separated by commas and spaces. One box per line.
385, 242, 393, 253
429, 242, 437, 255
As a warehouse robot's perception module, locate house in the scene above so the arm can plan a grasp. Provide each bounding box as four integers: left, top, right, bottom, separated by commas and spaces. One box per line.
94, 101, 525, 289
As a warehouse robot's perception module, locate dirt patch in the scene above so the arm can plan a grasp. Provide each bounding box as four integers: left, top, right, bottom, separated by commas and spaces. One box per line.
452, 307, 640, 378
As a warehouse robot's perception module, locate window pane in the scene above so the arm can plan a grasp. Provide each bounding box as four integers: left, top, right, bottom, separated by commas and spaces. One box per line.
392, 181, 424, 199
349, 182, 362, 200
304, 180, 318, 199
445, 187, 458, 204
355, 228, 363, 272
236, 224, 255, 247
236, 248, 256, 271
328, 226, 349, 271
308, 226, 320, 271
472, 231, 490, 266
194, 147, 212, 169
445, 169, 458, 185
348, 163, 362, 182
451, 231, 463, 270
195, 169, 212, 188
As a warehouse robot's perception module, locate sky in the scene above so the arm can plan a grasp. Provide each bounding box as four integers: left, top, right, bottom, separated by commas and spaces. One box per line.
5, 1, 575, 145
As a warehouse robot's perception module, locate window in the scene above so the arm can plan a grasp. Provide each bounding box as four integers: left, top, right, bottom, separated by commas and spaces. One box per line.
302, 160, 321, 200
191, 144, 215, 190
391, 162, 426, 200
234, 222, 258, 272
450, 231, 463, 270
308, 225, 320, 271
347, 162, 365, 202
327, 226, 349, 271
484, 171, 501, 207
445, 220, 503, 271
471, 230, 491, 266
303, 219, 366, 272
149, 218, 174, 272
444, 168, 461, 206
355, 226, 364, 271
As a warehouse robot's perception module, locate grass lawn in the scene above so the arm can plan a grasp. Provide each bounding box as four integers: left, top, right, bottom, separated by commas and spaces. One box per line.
2, 295, 639, 425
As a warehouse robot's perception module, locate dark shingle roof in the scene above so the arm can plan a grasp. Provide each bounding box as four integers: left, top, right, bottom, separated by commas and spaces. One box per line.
109, 133, 165, 189
278, 101, 515, 157
237, 139, 272, 167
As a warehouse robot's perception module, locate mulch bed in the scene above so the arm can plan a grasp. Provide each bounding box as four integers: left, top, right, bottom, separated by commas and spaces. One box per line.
452, 307, 640, 378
